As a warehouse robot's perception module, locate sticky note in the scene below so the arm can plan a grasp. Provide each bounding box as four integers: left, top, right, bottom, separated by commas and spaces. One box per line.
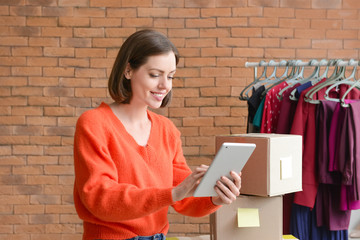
237, 208, 260, 227
280, 156, 293, 179
282, 235, 298, 239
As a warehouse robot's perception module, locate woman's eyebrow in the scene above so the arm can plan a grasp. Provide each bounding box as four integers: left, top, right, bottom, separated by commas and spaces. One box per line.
149, 68, 176, 73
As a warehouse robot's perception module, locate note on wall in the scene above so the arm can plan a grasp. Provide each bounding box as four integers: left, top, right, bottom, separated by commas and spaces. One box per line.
237, 208, 260, 227
280, 155, 293, 180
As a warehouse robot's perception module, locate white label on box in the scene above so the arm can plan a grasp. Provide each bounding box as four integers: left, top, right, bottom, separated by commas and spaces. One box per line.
280, 156, 293, 180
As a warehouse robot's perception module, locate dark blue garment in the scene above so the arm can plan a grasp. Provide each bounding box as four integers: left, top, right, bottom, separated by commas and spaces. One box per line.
295, 81, 313, 99
290, 203, 348, 240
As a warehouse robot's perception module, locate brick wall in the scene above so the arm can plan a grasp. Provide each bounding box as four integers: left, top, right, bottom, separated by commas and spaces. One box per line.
0, 0, 359, 239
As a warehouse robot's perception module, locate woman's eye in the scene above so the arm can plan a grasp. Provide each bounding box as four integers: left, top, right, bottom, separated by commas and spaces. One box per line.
150, 74, 159, 78
168, 76, 174, 80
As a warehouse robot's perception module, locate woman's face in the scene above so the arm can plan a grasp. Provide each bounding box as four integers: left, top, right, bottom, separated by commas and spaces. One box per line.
125, 51, 176, 109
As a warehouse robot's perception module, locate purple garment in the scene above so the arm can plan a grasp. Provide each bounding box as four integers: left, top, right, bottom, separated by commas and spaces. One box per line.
316, 101, 342, 185
350, 101, 360, 200
328, 104, 346, 172
276, 84, 300, 134
337, 100, 360, 210
316, 184, 351, 231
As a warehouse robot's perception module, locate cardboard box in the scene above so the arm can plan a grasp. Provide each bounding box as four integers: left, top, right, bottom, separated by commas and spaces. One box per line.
210, 195, 283, 240
216, 133, 302, 197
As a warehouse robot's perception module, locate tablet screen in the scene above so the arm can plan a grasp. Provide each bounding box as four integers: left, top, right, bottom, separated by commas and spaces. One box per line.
193, 142, 256, 197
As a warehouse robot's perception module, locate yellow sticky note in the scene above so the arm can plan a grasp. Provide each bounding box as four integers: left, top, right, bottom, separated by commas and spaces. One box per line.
237, 208, 260, 227
282, 235, 298, 239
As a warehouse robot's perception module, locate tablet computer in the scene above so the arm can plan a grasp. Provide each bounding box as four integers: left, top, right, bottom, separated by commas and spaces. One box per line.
193, 142, 256, 197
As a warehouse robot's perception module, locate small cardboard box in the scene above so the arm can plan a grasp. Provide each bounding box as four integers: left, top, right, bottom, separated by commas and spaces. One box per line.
210, 195, 283, 240
216, 133, 302, 197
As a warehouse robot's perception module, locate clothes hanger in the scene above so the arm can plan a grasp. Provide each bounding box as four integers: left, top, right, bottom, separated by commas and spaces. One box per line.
304, 59, 345, 104
260, 60, 289, 97
276, 60, 304, 100
287, 59, 328, 101
324, 60, 358, 103
239, 60, 267, 101
340, 80, 360, 107
278, 59, 317, 100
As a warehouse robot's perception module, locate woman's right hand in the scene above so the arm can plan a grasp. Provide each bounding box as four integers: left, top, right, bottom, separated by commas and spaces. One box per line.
171, 164, 209, 202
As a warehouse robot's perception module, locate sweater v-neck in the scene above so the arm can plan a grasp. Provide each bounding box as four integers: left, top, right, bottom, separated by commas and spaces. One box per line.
101, 102, 154, 148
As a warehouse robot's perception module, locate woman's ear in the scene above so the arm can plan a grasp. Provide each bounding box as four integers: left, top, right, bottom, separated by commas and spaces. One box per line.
124, 63, 132, 79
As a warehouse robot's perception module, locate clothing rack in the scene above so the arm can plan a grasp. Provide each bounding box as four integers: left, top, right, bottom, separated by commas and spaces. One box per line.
245, 59, 359, 68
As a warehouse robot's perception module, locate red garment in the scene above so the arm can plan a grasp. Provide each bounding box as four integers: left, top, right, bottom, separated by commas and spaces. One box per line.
261, 82, 290, 133
73, 103, 219, 240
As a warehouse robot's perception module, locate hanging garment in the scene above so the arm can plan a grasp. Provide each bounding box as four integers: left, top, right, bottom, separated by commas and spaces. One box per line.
246, 85, 265, 133
290, 202, 348, 240
316, 184, 351, 231
260, 81, 289, 133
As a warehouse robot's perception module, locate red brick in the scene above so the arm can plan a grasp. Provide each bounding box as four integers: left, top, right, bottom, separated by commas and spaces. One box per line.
296, 49, 327, 59
28, 57, 57, 67
295, 29, 325, 39
200, 86, 231, 97
28, 77, 59, 86
29, 37, 59, 47
11, 67, 42, 76
327, 9, 358, 19
343, 0, 360, 8
73, 7, 105, 17
217, 17, 247, 27
265, 48, 296, 58
27, 0, 57, 6
295, 9, 326, 18
311, 19, 341, 29
12, 107, 42, 116
92, 38, 124, 48
218, 37, 248, 47
43, 67, 74, 77
27, 116, 57, 126
281, 39, 311, 48
249, 0, 279, 7
28, 97, 58, 107
328, 49, 358, 59
138, 7, 169, 17
26, 17, 57, 26
74, 87, 107, 97
0, 16, 25, 26
232, 27, 262, 37
200, 28, 230, 38
44, 107, 74, 116
0, 36, 28, 46
44, 47, 74, 57
200, 107, 230, 116
312, 39, 342, 49
59, 17, 90, 27
91, 18, 122, 27
107, 8, 136, 17
43, 6, 73, 16
186, 18, 216, 28
42, 27, 73, 37
122, 18, 153, 28
326, 29, 358, 39
59, 0, 88, 6
185, 0, 215, 8
0, 56, 26, 66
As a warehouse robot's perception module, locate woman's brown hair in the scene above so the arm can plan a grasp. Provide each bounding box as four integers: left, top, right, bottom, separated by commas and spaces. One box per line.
108, 29, 179, 108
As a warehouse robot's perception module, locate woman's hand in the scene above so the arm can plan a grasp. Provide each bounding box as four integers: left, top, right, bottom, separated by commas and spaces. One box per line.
211, 171, 242, 205
172, 165, 209, 202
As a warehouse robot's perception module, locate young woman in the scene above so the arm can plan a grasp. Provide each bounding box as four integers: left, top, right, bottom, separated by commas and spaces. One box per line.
73, 29, 241, 240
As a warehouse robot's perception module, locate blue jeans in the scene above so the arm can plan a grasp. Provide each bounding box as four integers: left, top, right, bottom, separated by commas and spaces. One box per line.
96, 233, 166, 240
127, 233, 165, 240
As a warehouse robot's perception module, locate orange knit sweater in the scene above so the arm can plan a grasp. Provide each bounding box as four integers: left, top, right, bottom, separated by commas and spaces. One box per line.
73, 103, 220, 240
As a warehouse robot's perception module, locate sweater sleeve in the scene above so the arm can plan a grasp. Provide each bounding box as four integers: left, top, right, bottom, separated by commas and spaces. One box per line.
73, 112, 174, 223
170, 127, 221, 217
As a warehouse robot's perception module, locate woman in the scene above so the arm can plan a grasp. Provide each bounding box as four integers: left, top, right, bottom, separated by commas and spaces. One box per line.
73, 29, 241, 240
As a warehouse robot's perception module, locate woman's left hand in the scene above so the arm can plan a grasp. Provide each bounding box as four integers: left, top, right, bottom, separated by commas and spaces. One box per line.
211, 171, 241, 205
